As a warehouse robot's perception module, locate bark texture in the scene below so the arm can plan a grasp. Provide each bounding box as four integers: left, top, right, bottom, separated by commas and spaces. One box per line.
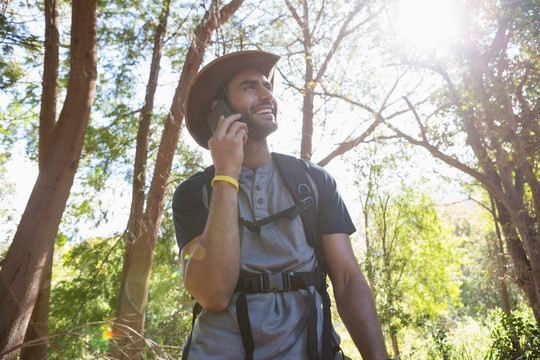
0, 0, 97, 357
20, 1, 60, 358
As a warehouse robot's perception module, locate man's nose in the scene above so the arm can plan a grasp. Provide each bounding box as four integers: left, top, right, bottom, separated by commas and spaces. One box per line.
258, 85, 273, 100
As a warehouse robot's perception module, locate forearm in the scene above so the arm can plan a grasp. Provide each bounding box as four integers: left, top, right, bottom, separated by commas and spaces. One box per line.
183, 181, 241, 310
335, 272, 388, 359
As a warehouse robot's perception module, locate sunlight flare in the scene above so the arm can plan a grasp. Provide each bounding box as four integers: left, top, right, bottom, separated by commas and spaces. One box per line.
393, 0, 462, 49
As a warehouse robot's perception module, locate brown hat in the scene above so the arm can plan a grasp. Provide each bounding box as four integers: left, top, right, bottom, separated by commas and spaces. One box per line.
184, 50, 280, 149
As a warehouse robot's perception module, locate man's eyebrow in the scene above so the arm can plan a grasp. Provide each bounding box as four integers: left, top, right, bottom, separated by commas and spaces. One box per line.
238, 79, 258, 87
237, 78, 272, 89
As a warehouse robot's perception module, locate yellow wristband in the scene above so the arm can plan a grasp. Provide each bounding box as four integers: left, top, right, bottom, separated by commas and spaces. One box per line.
211, 175, 239, 191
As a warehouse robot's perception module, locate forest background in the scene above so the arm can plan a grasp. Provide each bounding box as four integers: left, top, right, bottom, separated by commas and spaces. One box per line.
0, 0, 539, 359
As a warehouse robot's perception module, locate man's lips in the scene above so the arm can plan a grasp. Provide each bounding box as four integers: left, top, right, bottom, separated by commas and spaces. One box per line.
254, 107, 274, 115
252, 101, 275, 117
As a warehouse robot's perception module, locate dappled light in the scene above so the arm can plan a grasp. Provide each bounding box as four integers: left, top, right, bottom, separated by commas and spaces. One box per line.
1, 0, 539, 359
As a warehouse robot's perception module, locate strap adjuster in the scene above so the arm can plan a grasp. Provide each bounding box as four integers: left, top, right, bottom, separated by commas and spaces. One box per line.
298, 183, 314, 209
260, 272, 292, 292
301, 196, 314, 208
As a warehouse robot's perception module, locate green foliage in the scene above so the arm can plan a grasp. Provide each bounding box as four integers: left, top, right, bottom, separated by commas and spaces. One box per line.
0, 9, 41, 90
351, 143, 463, 333
370, 190, 463, 329
49, 220, 193, 358
0, 57, 25, 90
440, 201, 525, 318
49, 236, 124, 358
394, 312, 493, 360
486, 308, 540, 360
146, 211, 192, 349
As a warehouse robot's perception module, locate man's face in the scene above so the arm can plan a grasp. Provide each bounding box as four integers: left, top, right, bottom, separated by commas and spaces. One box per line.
226, 67, 278, 141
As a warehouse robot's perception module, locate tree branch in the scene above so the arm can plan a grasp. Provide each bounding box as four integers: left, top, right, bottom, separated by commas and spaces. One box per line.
316, 75, 402, 167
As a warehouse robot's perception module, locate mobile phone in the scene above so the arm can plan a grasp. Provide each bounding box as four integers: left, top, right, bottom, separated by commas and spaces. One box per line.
206, 100, 234, 132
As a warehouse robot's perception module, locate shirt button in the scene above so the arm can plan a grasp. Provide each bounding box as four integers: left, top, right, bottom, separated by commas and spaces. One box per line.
255, 185, 261, 191
257, 198, 264, 205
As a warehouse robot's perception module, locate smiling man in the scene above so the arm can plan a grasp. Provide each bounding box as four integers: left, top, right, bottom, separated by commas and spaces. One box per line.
173, 50, 390, 360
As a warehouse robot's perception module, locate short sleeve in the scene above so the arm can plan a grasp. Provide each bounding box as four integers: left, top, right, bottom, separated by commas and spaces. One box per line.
305, 162, 356, 236
172, 172, 209, 251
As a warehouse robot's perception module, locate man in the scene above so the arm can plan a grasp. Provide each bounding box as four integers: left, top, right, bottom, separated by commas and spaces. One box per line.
173, 50, 390, 360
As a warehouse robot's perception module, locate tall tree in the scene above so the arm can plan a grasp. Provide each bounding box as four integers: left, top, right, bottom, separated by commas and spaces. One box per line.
20, 0, 60, 358
0, 1, 98, 359
111, 1, 245, 357
276, 0, 388, 162
383, 0, 540, 322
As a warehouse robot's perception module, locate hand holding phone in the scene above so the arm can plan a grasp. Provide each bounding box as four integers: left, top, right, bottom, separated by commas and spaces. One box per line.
206, 100, 234, 133
206, 100, 247, 179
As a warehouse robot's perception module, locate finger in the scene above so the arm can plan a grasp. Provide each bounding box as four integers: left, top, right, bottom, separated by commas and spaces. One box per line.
216, 113, 242, 134
228, 119, 248, 134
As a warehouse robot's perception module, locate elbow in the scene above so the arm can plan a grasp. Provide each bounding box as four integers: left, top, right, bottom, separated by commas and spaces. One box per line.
199, 296, 231, 312
193, 290, 233, 312
184, 278, 234, 312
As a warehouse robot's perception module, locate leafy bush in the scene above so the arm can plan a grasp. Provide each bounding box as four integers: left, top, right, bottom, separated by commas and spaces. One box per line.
48, 232, 192, 359
486, 308, 540, 360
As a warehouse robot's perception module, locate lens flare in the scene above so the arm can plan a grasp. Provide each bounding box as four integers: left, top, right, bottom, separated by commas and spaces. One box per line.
171, 269, 181, 279
103, 328, 114, 340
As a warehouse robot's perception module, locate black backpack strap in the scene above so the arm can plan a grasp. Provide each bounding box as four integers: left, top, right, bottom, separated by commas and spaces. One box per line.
181, 302, 203, 360
272, 153, 336, 359
236, 289, 254, 360
272, 153, 327, 272
202, 165, 215, 203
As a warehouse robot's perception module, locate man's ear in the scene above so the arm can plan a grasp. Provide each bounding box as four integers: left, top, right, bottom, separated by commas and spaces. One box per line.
210, 100, 218, 109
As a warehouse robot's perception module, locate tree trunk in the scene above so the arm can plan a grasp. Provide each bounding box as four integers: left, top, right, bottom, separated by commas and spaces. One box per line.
496, 201, 540, 323
111, 1, 245, 358
363, 205, 375, 293
20, 255, 52, 360
284, 0, 374, 162
461, 14, 540, 322
38, 0, 59, 167
0, 0, 97, 358
20, 1, 60, 358
111, 0, 170, 354
390, 332, 399, 359
127, 0, 170, 238
490, 196, 512, 317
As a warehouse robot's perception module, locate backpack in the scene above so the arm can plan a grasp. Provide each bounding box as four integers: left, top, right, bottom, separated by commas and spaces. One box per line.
182, 153, 340, 360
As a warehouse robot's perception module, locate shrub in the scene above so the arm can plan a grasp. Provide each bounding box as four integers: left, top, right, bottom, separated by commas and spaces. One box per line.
486, 308, 540, 360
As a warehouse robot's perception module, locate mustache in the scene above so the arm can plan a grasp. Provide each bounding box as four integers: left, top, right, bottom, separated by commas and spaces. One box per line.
250, 100, 275, 112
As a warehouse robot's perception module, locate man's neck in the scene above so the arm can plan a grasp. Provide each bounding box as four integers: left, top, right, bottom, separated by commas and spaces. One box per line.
242, 138, 272, 170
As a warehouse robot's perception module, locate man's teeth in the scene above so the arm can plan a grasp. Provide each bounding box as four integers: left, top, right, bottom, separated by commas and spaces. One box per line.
255, 108, 273, 115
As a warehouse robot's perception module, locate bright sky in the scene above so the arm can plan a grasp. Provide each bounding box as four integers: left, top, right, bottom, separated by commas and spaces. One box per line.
392, 0, 463, 49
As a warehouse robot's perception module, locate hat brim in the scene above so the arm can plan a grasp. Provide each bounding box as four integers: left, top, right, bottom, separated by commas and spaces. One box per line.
184, 50, 280, 149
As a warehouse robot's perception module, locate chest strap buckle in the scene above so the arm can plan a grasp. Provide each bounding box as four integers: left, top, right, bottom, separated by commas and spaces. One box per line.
260, 272, 292, 292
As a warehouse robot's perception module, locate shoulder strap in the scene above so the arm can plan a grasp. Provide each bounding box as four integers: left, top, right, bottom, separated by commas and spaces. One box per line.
203, 165, 216, 202
272, 153, 334, 359
271, 153, 327, 273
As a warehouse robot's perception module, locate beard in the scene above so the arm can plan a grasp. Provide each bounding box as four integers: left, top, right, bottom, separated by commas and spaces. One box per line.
235, 101, 278, 141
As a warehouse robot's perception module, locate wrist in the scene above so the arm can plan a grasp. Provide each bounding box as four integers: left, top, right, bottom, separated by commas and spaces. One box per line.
211, 175, 239, 191
213, 167, 241, 181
